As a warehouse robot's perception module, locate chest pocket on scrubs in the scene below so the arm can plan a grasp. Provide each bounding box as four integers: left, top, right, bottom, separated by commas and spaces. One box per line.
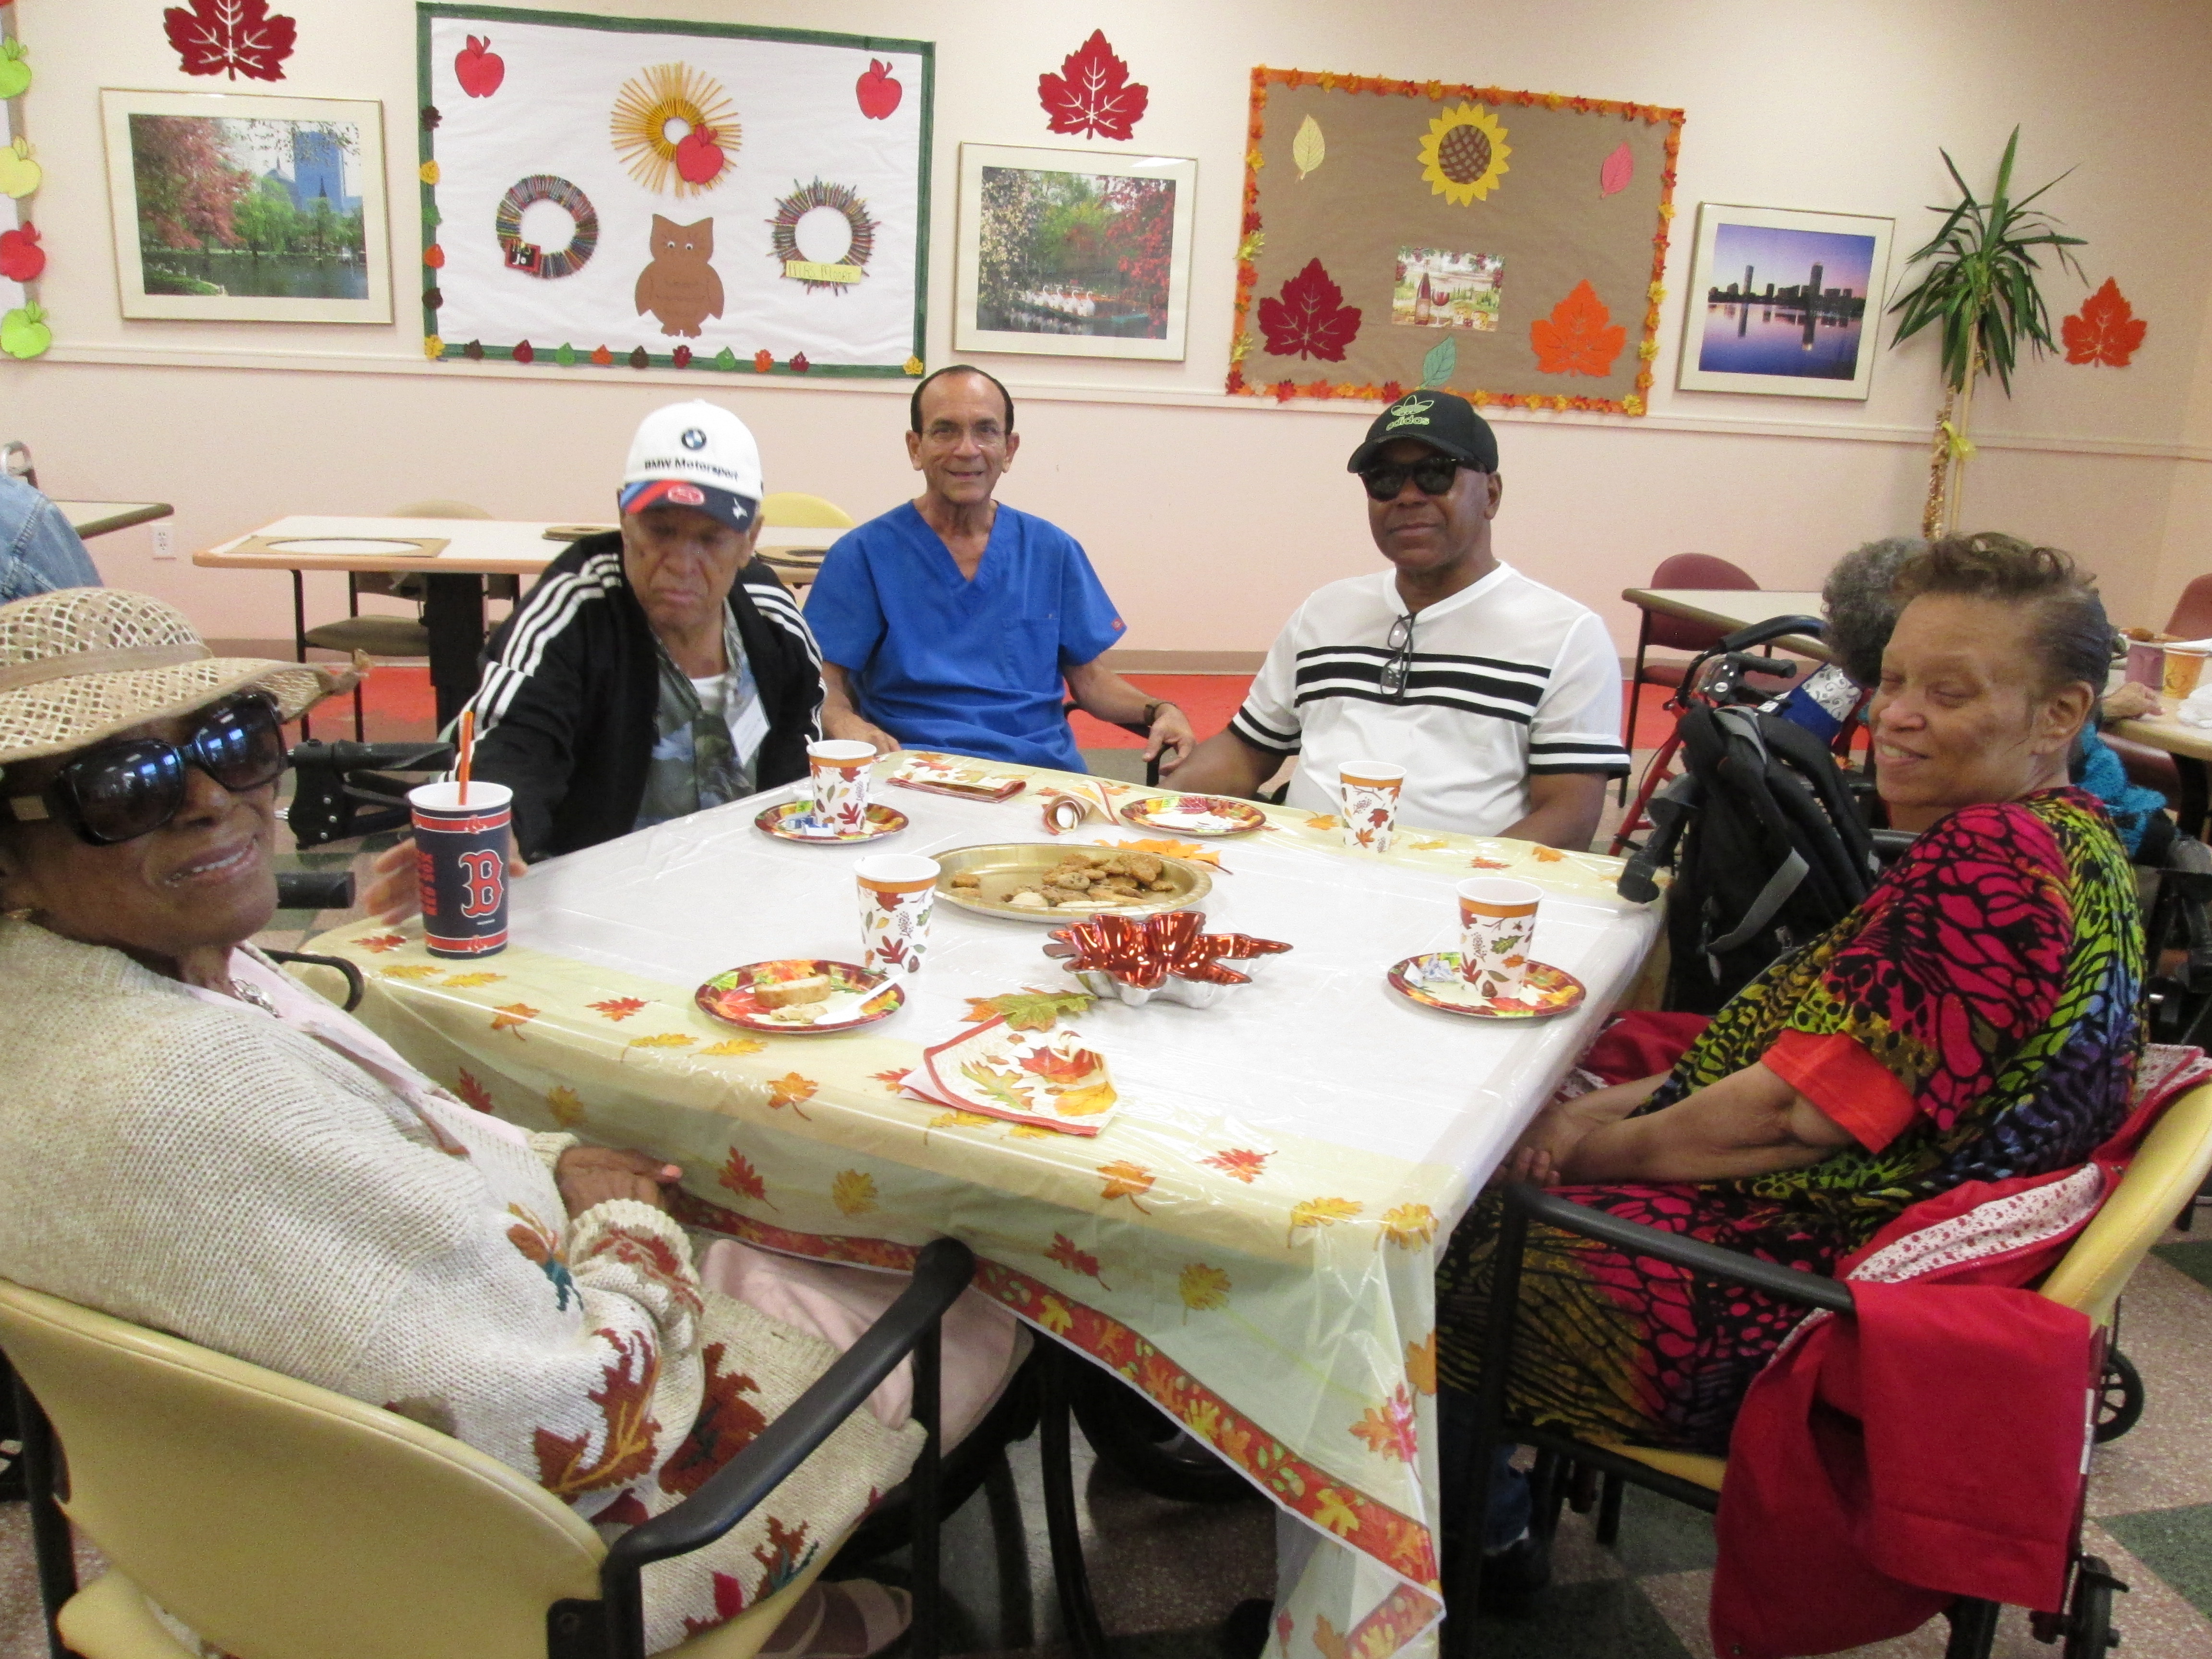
999, 611, 1061, 684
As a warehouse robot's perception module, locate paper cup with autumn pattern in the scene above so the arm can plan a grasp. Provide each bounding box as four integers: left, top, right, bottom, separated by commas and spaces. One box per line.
807, 739, 877, 833
856, 854, 939, 978
1337, 761, 1405, 853
1455, 876, 1542, 999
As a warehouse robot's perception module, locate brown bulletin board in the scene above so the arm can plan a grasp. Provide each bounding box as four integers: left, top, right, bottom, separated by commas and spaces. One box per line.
1228, 68, 1684, 414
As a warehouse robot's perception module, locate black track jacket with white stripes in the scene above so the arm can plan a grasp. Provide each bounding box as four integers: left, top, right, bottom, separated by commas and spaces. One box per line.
463, 533, 825, 859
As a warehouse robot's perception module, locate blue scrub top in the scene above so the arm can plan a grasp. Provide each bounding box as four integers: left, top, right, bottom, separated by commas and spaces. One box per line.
806, 501, 1126, 770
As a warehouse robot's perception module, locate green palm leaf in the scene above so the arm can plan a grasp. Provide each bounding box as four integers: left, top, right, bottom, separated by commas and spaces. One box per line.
1887, 126, 2086, 395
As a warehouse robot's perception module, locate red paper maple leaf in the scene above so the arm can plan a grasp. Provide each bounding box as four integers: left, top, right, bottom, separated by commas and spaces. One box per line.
163, 0, 297, 81
718, 1149, 770, 1206
1257, 258, 1362, 362
1038, 30, 1149, 142
1530, 279, 1625, 377
2062, 277, 2146, 368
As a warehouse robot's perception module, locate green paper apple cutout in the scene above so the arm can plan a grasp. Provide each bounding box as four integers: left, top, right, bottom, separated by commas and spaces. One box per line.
2, 302, 53, 360
0, 41, 32, 101
0, 138, 40, 200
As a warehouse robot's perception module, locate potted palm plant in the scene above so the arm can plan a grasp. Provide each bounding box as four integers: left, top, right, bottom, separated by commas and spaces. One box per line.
1888, 127, 2086, 537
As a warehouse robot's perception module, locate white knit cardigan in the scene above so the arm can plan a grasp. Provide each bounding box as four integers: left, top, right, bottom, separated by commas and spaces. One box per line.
0, 919, 920, 1653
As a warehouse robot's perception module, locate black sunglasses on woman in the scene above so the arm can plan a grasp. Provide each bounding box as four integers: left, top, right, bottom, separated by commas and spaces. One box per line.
2, 694, 287, 846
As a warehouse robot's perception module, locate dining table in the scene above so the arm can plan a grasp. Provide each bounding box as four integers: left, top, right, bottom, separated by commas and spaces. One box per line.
315, 759, 1663, 1659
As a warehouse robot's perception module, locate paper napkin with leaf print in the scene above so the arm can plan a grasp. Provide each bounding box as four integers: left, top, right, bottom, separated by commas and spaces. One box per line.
902, 1015, 1120, 1135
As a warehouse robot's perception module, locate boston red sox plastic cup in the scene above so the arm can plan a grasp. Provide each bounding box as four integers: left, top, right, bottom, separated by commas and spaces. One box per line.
409, 781, 513, 958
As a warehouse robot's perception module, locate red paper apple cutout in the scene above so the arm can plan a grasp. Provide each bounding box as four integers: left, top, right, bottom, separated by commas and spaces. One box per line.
455, 35, 504, 98
673, 124, 725, 186
0, 224, 44, 284
856, 58, 902, 120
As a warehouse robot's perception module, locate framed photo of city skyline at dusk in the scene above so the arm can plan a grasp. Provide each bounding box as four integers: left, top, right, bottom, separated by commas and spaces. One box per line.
1676, 203, 1895, 400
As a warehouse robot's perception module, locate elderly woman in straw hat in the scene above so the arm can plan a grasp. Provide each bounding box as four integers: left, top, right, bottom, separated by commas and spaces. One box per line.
0, 589, 1017, 1659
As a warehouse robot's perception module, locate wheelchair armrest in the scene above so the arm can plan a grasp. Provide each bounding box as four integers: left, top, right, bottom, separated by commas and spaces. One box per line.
262, 950, 367, 1013
1505, 1184, 1854, 1315
596, 1236, 975, 1611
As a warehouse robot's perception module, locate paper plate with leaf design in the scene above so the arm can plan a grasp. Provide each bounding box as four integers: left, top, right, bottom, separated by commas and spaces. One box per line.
696, 959, 904, 1034
754, 800, 910, 844
1385, 954, 1586, 1020
1118, 793, 1267, 836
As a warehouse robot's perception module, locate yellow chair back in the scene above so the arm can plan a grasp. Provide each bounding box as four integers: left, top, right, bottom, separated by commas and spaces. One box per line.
757, 492, 855, 531
2039, 1079, 2212, 1329
0, 1278, 828, 1659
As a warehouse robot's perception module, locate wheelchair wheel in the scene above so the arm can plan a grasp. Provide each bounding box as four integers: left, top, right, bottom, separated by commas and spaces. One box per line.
2062, 1555, 2127, 1657
1066, 1363, 1252, 1504
2094, 1350, 2144, 1444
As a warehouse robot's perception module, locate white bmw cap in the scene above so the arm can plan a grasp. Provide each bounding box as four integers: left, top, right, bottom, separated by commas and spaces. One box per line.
618, 400, 764, 533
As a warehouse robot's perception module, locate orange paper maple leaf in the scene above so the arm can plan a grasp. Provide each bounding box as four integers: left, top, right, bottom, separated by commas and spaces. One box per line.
1201, 1147, 1270, 1184
1348, 1383, 1419, 1462
589, 996, 649, 1022
1046, 1230, 1109, 1286
1096, 1160, 1156, 1210
1530, 279, 1625, 377
490, 1001, 539, 1036
2062, 277, 2146, 367
767, 1072, 817, 1116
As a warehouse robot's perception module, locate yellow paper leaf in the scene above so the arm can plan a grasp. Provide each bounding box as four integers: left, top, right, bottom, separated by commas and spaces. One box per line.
699, 1038, 767, 1056
830, 1169, 878, 1215
546, 1086, 587, 1128
1378, 1203, 1437, 1249
1289, 1195, 1363, 1244
1304, 814, 1339, 831
441, 971, 505, 987
1529, 846, 1565, 863
1405, 838, 1450, 852
1407, 1331, 1438, 1396
627, 1032, 696, 1048
1097, 1160, 1155, 1209
768, 1072, 818, 1111
1292, 113, 1326, 180
1313, 1487, 1361, 1536
378, 963, 443, 980
928, 1110, 996, 1130
490, 1001, 539, 1036
1178, 1262, 1231, 1312
1055, 1080, 1118, 1118
1108, 837, 1219, 868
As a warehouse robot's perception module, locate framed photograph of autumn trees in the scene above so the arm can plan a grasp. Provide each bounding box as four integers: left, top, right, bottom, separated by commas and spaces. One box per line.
99, 89, 392, 323
1229, 68, 1683, 413
953, 144, 1197, 361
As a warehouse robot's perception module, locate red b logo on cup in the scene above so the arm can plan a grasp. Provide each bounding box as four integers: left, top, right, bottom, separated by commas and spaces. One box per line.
409, 781, 513, 957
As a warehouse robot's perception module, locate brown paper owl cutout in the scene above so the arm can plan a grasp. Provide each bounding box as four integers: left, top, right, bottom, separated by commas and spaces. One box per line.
635, 216, 725, 338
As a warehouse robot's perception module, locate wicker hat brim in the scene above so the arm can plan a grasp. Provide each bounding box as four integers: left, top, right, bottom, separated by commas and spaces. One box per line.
0, 655, 360, 771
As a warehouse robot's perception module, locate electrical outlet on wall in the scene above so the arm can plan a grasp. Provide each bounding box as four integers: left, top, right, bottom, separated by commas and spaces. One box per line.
151, 525, 175, 560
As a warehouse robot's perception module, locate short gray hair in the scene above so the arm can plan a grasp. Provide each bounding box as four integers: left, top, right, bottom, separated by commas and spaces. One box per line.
1822, 537, 1927, 687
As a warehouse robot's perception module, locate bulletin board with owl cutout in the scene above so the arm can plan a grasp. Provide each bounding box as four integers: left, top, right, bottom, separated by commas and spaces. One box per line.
417, 5, 930, 376
1229, 68, 1683, 414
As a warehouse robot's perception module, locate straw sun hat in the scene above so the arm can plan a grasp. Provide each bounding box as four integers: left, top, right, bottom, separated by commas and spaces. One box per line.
0, 588, 358, 772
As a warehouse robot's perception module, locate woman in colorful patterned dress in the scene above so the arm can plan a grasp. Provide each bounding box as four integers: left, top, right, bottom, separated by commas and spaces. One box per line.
1437, 535, 2144, 1472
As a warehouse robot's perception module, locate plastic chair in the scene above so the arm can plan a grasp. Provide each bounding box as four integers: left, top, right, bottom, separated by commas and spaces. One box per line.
755, 493, 855, 598
298, 500, 498, 742
0, 1238, 978, 1659
1624, 554, 1759, 767
2165, 575, 2212, 643
1447, 1079, 2212, 1659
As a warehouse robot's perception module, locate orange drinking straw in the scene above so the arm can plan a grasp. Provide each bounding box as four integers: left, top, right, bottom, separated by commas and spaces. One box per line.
457, 710, 475, 805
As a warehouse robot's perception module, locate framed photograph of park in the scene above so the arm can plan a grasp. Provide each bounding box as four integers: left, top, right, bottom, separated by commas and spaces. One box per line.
100, 89, 392, 323
1676, 203, 1894, 399
953, 144, 1197, 361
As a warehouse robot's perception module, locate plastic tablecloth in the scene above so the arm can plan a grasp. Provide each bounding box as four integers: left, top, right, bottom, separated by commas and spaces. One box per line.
323, 759, 1661, 1659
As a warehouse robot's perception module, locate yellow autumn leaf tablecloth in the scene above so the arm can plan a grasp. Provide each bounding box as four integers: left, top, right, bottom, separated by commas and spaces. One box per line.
323, 760, 1660, 1659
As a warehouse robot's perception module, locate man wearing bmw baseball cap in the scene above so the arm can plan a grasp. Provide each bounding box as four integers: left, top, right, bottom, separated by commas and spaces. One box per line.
385, 401, 824, 874
1169, 389, 1628, 850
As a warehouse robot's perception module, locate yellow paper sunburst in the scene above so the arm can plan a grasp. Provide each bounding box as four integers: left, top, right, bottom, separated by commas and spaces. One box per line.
1417, 104, 1510, 204
611, 62, 739, 197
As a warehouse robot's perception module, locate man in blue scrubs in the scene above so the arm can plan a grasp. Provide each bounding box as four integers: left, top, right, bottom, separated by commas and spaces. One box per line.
807, 366, 1195, 772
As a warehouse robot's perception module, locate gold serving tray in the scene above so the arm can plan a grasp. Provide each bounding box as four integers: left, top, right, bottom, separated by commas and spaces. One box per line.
932, 842, 1213, 924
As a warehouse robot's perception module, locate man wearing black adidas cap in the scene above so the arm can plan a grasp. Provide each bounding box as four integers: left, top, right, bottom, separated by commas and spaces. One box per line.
375, 402, 824, 880
1171, 390, 1628, 849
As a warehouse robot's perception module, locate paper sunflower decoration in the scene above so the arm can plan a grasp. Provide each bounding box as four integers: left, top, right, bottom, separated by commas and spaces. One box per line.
1418, 104, 1510, 205
611, 62, 739, 196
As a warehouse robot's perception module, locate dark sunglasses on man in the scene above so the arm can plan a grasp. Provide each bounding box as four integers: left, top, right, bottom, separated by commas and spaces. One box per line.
1358, 456, 1467, 502
2, 693, 287, 846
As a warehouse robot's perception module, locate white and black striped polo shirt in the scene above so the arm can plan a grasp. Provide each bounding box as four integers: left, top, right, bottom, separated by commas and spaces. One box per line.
1230, 563, 1629, 836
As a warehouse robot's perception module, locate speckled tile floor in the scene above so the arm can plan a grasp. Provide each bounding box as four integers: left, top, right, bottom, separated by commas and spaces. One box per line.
9, 745, 2212, 1656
